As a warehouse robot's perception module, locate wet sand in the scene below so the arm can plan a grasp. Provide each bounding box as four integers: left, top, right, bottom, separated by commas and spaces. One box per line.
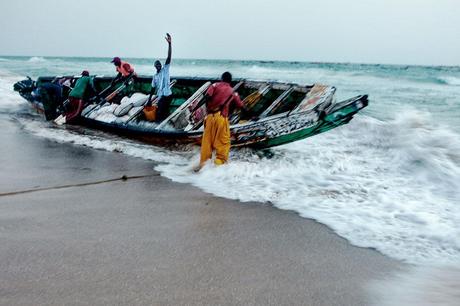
0, 117, 402, 305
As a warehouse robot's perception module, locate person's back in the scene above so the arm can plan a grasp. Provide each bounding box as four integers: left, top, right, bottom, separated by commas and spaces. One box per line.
197, 72, 244, 171
59, 70, 93, 124
69, 75, 92, 99
111, 57, 135, 80
41, 81, 63, 121
117, 60, 135, 77
206, 81, 243, 117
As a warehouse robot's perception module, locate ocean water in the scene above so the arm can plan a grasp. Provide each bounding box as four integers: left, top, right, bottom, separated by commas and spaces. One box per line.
1, 56, 460, 266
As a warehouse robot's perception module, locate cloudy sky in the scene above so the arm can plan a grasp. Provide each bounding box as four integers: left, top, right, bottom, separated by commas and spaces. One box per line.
0, 0, 459, 65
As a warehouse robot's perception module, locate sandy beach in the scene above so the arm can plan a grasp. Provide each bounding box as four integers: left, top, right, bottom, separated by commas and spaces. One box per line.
2, 0, 460, 302
0, 117, 402, 305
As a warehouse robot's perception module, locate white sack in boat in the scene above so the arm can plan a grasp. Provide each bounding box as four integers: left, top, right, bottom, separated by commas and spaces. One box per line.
113, 102, 133, 117
129, 93, 149, 107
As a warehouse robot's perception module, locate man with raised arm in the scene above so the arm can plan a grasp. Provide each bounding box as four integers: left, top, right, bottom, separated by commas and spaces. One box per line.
148, 33, 173, 122
196, 72, 244, 171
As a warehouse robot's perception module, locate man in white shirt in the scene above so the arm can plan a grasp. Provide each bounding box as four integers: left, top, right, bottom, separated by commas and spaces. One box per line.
148, 33, 172, 123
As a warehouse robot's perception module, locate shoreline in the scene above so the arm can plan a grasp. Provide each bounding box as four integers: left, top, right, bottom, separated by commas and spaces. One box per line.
0, 118, 403, 305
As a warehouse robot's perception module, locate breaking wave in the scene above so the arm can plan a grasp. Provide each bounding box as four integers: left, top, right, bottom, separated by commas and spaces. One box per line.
0, 69, 27, 110
437, 76, 460, 86
28, 56, 47, 63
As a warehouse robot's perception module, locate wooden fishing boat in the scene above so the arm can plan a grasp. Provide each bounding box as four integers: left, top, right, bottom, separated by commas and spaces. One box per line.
13, 75, 368, 149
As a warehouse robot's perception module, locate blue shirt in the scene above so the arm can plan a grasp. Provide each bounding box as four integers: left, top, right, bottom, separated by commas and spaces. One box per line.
151, 64, 172, 97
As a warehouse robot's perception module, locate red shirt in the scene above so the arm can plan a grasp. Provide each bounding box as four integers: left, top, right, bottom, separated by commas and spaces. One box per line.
206, 82, 244, 117
116, 61, 135, 77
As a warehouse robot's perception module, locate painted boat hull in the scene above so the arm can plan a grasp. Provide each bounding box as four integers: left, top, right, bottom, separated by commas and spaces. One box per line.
14, 76, 368, 149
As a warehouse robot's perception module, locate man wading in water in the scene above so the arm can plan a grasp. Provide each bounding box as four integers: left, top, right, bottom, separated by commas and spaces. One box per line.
195, 72, 244, 171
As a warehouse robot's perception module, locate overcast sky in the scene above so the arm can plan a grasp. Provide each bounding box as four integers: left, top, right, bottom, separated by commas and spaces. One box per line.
0, 0, 459, 65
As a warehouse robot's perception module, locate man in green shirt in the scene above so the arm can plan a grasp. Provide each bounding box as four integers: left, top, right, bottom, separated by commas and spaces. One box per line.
55, 70, 94, 125
69, 71, 94, 100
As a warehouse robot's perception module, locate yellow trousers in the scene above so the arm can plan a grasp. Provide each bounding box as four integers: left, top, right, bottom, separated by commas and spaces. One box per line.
200, 112, 230, 166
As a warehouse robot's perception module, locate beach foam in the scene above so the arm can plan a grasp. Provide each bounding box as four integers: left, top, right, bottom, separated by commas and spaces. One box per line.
157, 111, 460, 264
17, 108, 460, 264
371, 264, 460, 306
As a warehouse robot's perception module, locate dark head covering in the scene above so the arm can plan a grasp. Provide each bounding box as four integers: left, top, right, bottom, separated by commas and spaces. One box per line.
221, 71, 232, 84
111, 57, 121, 65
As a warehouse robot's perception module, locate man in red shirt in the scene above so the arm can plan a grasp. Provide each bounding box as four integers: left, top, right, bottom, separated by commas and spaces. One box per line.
110, 57, 135, 85
198, 72, 244, 170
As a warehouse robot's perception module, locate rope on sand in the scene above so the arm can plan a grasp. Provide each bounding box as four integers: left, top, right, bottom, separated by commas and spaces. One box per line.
0, 174, 160, 198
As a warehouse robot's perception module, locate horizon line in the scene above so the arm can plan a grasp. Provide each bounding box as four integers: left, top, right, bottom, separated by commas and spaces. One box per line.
1, 54, 459, 69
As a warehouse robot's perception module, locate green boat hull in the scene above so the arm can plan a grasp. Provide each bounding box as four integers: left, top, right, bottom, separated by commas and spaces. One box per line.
14, 75, 368, 149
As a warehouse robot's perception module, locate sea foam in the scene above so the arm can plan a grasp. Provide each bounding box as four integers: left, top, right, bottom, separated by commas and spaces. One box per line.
370, 264, 460, 306
156, 112, 460, 264
17, 108, 460, 264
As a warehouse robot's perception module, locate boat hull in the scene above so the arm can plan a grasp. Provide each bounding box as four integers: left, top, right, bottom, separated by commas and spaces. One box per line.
14, 76, 368, 149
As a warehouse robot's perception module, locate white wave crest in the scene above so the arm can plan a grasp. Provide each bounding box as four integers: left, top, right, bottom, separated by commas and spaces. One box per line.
0, 69, 28, 109
438, 76, 460, 86
28, 56, 47, 63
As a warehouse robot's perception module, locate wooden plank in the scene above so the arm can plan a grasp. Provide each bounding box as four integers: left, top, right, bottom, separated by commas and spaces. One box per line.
229, 83, 271, 124
155, 81, 211, 130
291, 84, 336, 114
258, 86, 294, 119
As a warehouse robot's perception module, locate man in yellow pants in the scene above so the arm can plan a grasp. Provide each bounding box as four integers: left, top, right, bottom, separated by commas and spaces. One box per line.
198, 72, 244, 170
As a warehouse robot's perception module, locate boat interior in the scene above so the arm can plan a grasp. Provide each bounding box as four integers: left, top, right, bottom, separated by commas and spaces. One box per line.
35, 76, 317, 127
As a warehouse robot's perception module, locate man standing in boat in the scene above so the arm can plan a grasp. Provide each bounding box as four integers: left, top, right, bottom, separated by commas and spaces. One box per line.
197, 72, 244, 170
148, 33, 172, 122
110, 57, 135, 85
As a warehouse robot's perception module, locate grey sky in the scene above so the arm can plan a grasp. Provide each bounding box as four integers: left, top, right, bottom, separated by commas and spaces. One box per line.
1, 0, 459, 65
